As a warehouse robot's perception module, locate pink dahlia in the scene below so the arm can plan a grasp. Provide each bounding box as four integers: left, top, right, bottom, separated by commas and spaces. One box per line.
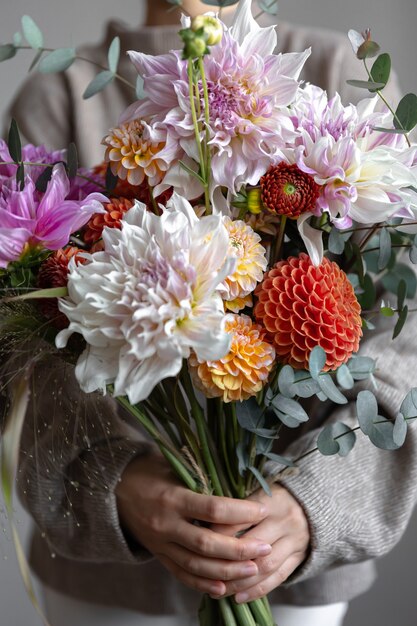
123, 0, 310, 197
0, 163, 106, 268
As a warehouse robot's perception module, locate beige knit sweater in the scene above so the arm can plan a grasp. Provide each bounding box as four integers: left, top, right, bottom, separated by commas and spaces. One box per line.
5, 19, 416, 616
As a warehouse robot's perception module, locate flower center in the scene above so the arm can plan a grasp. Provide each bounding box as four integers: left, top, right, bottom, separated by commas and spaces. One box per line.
260, 162, 321, 219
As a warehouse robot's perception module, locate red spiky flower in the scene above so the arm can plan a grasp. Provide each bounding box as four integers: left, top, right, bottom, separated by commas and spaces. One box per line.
83, 197, 134, 246
260, 162, 320, 218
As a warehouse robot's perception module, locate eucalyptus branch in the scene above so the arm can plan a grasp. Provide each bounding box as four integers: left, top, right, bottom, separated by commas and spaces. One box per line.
363, 58, 411, 148
253, 0, 278, 21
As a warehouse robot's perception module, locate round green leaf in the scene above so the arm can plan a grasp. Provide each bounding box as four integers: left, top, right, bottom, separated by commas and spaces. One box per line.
108, 36, 120, 74
346, 79, 385, 91
336, 364, 354, 390
0, 44, 17, 62
378, 228, 391, 270
370, 53, 391, 92
39, 48, 76, 73
317, 422, 356, 457
356, 390, 378, 435
356, 40, 380, 60
317, 374, 347, 405
394, 93, 417, 132
393, 413, 407, 447
309, 346, 326, 380
347, 356, 376, 380
277, 365, 295, 398
202, 0, 239, 5
21, 15, 44, 50
400, 388, 417, 419
259, 0, 279, 15
392, 304, 408, 339
382, 263, 417, 299
271, 395, 309, 423
83, 70, 114, 99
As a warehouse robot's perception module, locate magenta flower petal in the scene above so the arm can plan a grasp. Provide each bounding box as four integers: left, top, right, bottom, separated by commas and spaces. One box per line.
0, 227, 31, 268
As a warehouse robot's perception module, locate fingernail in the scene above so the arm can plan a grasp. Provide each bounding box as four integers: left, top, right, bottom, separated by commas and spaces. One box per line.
242, 563, 258, 576
235, 592, 249, 603
256, 543, 272, 556
210, 583, 225, 596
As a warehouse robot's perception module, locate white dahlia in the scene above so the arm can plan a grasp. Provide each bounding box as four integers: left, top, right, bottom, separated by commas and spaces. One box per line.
56, 194, 235, 404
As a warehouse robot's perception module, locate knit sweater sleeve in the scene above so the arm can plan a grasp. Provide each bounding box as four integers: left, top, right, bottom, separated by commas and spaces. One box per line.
4, 345, 155, 565
278, 311, 417, 586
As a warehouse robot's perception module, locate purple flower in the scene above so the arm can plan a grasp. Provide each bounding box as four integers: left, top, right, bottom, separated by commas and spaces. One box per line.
0, 163, 106, 268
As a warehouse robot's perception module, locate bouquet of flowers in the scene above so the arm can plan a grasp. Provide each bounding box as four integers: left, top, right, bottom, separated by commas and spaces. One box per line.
1, 1, 417, 625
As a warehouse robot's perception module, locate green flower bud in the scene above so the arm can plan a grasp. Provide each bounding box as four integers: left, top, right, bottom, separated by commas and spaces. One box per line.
191, 15, 223, 46
184, 36, 207, 59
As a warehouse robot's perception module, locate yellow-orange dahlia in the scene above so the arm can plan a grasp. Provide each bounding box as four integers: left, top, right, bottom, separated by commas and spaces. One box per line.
189, 314, 275, 403
103, 119, 167, 186
83, 197, 134, 246
254, 253, 362, 371
222, 217, 267, 311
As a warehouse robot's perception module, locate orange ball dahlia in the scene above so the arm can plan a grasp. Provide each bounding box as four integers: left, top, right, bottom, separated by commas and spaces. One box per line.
260, 162, 320, 218
254, 253, 362, 371
189, 314, 275, 403
83, 197, 134, 246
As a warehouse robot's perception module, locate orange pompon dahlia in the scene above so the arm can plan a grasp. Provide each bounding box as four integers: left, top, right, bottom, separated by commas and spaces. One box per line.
37, 247, 82, 328
254, 253, 362, 371
222, 217, 267, 311
189, 314, 275, 403
260, 162, 320, 218
103, 119, 167, 186
83, 197, 134, 246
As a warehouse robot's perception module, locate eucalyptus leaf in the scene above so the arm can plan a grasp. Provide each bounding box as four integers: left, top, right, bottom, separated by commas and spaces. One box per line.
64, 143, 77, 179
259, 0, 279, 15
356, 40, 380, 60
328, 227, 350, 255
346, 79, 386, 91
271, 409, 303, 429
380, 306, 395, 317
358, 273, 376, 310
372, 126, 409, 134
248, 466, 272, 496
271, 395, 309, 423
108, 36, 120, 74
347, 356, 376, 380
21, 15, 44, 49
370, 53, 391, 91
277, 365, 295, 398
393, 413, 407, 447
264, 452, 295, 467
317, 422, 356, 457
291, 374, 321, 398
336, 364, 354, 390
83, 70, 115, 99
309, 346, 326, 380
400, 388, 417, 419
410, 240, 417, 264
394, 93, 417, 132
397, 278, 407, 312
318, 374, 347, 404
236, 441, 249, 476
236, 398, 264, 431
378, 228, 391, 270
382, 263, 417, 299
134, 75, 146, 100
201, 0, 240, 5
256, 435, 273, 456
39, 48, 76, 73
356, 390, 378, 435
8, 119, 22, 164
0, 44, 17, 62
13, 32, 22, 46
392, 305, 408, 339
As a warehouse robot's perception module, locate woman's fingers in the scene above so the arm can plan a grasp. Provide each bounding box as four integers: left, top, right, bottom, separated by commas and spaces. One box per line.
180, 489, 269, 526
233, 553, 306, 603
173, 520, 272, 561
164, 543, 259, 581
158, 554, 227, 597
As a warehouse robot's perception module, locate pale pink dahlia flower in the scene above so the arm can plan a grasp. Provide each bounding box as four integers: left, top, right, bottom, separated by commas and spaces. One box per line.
122, 0, 310, 198
56, 194, 236, 404
283, 85, 417, 264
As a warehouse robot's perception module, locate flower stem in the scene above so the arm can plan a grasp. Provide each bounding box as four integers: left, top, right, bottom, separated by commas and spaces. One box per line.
271, 215, 287, 265
249, 598, 276, 626
218, 598, 238, 626
180, 365, 224, 496
198, 56, 212, 214
188, 60, 206, 185
231, 599, 258, 626
363, 59, 411, 148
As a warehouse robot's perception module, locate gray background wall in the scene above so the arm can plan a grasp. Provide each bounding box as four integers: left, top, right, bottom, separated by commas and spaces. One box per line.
1, 0, 417, 624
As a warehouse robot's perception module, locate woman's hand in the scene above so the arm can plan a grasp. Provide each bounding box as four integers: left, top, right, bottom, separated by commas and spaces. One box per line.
210, 484, 310, 603
116, 452, 272, 597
